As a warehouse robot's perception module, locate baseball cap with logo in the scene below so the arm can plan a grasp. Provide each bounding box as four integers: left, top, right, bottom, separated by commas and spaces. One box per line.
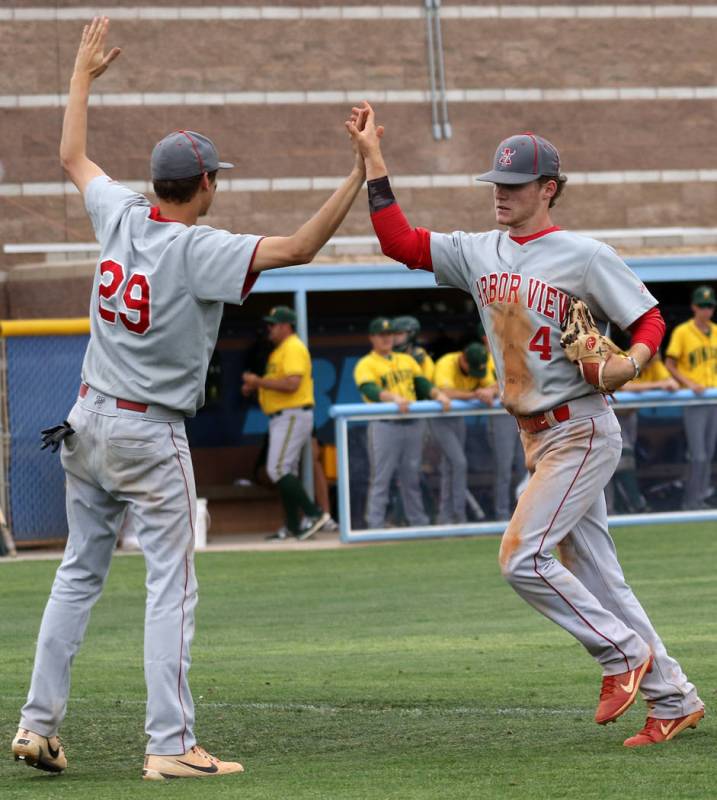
369, 317, 394, 335
692, 285, 716, 307
476, 132, 561, 185
464, 342, 488, 378
263, 306, 297, 325
151, 130, 234, 181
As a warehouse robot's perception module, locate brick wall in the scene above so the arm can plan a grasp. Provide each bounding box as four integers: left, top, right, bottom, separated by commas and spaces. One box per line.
2, 3, 717, 297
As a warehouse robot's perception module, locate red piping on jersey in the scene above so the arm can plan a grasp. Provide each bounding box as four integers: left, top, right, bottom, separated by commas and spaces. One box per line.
242, 237, 264, 301
509, 226, 561, 245
628, 306, 665, 356
370, 203, 433, 271
149, 206, 180, 223
530, 418, 632, 673
178, 130, 205, 174
168, 424, 194, 753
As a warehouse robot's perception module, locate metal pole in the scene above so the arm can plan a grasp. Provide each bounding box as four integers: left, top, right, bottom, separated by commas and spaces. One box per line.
335, 416, 352, 542
433, 0, 452, 139
294, 288, 315, 501
424, 0, 442, 140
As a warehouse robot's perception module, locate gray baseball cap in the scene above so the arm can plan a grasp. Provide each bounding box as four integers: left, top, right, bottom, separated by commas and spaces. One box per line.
476, 132, 561, 185
151, 130, 234, 180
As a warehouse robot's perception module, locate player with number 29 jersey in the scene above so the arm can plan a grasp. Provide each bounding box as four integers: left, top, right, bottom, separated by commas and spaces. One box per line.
14, 17, 369, 782
84, 176, 261, 417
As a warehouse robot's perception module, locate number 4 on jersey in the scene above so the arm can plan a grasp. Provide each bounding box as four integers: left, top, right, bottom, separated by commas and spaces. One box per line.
98, 259, 151, 335
529, 325, 552, 361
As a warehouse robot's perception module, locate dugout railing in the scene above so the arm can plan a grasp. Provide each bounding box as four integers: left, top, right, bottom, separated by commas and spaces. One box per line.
330, 391, 717, 544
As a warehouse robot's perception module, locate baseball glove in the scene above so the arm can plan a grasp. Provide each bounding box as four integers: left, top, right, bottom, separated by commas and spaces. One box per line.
559, 297, 624, 393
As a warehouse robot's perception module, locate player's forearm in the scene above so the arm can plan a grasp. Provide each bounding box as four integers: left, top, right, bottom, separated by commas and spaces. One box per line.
626, 342, 652, 371
364, 147, 388, 181
664, 358, 693, 388
368, 180, 433, 270
287, 166, 365, 264
258, 376, 301, 393
441, 388, 475, 400
60, 73, 91, 168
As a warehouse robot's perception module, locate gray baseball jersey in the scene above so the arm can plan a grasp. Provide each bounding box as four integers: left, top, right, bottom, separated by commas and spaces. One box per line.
83, 176, 261, 416
430, 230, 656, 415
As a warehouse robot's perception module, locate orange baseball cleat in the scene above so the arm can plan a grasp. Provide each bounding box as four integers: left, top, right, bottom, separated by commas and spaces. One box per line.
595, 655, 653, 725
624, 708, 705, 747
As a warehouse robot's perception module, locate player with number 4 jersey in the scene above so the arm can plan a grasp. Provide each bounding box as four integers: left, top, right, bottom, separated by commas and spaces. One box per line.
13, 18, 368, 781
347, 101, 704, 748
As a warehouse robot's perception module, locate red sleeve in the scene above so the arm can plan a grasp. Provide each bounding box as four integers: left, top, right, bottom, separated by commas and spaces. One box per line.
371, 204, 433, 271
241, 237, 265, 301
628, 306, 665, 356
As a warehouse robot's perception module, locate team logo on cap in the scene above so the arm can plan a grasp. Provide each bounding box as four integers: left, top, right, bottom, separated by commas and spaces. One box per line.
498, 148, 516, 167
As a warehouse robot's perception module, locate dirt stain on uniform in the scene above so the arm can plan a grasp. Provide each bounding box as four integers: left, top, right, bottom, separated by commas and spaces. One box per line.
556, 538, 574, 573
490, 302, 535, 415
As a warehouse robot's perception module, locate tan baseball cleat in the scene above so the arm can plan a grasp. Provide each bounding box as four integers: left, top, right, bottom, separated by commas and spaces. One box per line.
623, 708, 705, 747
142, 744, 244, 780
594, 655, 653, 725
12, 728, 67, 773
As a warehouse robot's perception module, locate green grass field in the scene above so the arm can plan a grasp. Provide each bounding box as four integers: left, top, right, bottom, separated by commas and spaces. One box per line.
0, 523, 714, 800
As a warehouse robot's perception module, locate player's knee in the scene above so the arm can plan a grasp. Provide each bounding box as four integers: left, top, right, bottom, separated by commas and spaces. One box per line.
266, 463, 287, 483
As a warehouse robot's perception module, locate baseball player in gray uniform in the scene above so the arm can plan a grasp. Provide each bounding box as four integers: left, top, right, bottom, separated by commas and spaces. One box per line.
347, 102, 704, 747
12, 18, 367, 780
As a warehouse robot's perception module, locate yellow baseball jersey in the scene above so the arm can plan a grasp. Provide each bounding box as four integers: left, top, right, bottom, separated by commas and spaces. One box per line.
665, 320, 717, 387
409, 346, 435, 381
258, 333, 314, 415
635, 357, 671, 385
354, 350, 422, 402
433, 351, 497, 391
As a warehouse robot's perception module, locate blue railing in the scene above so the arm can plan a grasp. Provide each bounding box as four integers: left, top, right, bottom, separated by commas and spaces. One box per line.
330, 390, 717, 543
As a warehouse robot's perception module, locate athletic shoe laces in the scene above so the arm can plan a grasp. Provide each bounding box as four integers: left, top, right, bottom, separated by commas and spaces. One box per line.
598, 674, 619, 701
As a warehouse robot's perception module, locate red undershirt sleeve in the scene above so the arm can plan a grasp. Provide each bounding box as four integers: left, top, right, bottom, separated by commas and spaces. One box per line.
628, 306, 665, 356
370, 204, 433, 272
241, 237, 265, 301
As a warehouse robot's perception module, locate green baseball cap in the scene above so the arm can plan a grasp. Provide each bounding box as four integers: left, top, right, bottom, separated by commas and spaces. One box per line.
263, 305, 296, 324
369, 317, 394, 335
692, 285, 716, 307
464, 342, 488, 378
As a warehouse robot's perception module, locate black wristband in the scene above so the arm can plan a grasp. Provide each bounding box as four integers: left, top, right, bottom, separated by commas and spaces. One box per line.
367, 176, 396, 213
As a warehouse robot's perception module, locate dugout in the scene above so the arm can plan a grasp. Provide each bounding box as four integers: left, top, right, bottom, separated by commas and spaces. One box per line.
1, 256, 716, 545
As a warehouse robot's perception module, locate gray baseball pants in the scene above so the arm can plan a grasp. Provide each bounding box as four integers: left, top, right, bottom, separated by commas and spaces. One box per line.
499, 395, 702, 718
682, 404, 717, 509
19, 389, 197, 755
266, 407, 314, 482
429, 417, 468, 523
489, 414, 527, 520
365, 419, 428, 528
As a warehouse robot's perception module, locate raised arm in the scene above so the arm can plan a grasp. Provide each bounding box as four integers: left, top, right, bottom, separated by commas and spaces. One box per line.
60, 17, 121, 193
345, 101, 433, 271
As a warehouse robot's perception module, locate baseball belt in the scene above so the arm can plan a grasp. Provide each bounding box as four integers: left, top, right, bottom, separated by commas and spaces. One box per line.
515, 404, 571, 433
269, 404, 314, 419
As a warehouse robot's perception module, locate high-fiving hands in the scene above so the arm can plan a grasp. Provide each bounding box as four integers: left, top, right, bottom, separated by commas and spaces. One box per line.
345, 101, 387, 179
73, 17, 121, 81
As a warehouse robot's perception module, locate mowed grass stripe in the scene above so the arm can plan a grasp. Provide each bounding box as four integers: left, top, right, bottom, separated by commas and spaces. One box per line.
0, 523, 714, 799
